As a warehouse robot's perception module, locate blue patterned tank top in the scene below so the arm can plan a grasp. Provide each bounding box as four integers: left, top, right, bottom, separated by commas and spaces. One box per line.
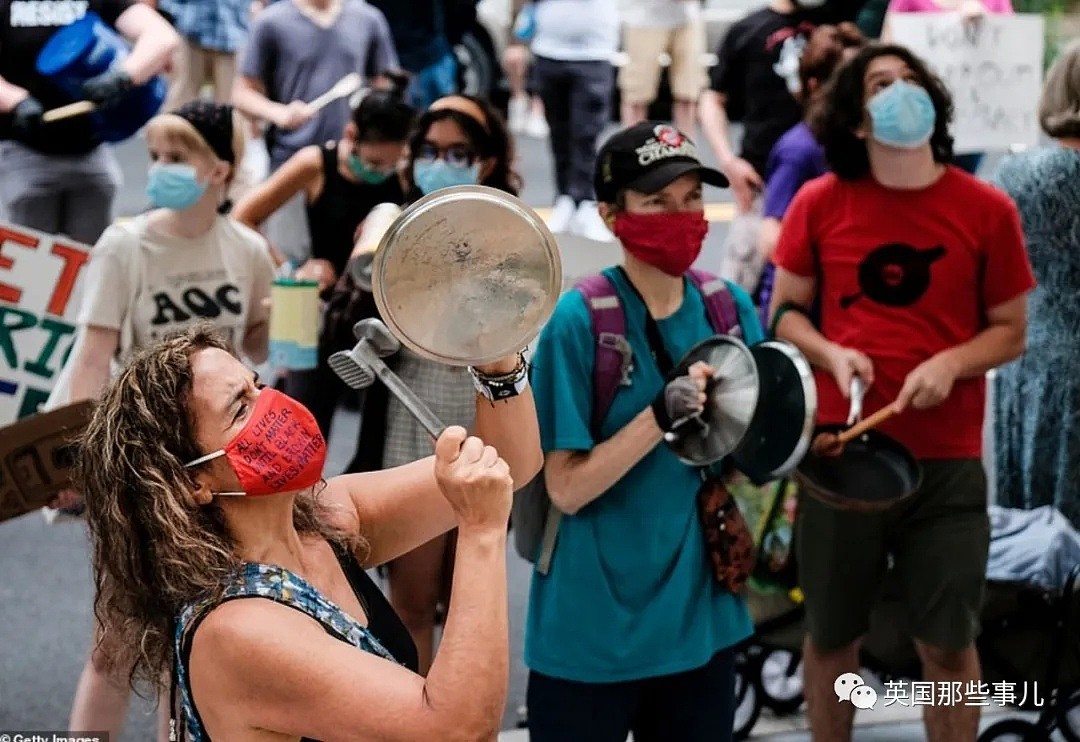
172, 546, 416, 740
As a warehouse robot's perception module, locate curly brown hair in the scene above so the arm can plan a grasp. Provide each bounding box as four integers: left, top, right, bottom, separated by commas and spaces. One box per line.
78, 324, 356, 692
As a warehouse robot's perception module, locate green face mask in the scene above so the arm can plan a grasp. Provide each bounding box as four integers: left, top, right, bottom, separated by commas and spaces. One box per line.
347, 153, 394, 185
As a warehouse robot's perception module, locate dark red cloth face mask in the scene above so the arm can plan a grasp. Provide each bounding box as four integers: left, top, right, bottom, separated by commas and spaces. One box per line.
184, 388, 327, 496
612, 210, 709, 277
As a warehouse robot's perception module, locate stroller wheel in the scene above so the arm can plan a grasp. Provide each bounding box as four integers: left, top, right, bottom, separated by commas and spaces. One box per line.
733, 652, 763, 741
756, 648, 804, 715
1058, 688, 1080, 742
977, 718, 1050, 742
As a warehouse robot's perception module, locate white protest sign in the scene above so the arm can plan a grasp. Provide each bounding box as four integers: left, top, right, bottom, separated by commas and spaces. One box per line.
0, 222, 91, 425
890, 13, 1044, 153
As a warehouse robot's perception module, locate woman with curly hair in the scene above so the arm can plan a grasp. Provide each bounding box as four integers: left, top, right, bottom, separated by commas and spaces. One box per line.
79, 322, 541, 739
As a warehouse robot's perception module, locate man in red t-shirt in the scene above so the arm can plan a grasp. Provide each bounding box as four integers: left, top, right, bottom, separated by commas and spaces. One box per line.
771, 45, 1034, 742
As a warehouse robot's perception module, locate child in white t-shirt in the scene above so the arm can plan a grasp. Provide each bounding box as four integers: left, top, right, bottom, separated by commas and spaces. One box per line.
58, 101, 275, 742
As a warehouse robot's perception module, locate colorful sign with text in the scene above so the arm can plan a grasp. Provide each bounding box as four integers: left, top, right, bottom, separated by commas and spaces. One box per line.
0, 222, 89, 425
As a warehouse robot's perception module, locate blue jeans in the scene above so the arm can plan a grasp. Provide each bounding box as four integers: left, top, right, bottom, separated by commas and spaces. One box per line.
526, 648, 737, 742
408, 52, 458, 110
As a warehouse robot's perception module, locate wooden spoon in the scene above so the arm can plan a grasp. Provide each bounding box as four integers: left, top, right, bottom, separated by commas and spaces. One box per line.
812, 404, 899, 457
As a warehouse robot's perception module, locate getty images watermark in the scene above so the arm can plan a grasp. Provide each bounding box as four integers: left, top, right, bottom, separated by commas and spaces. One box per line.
0, 734, 108, 742
835, 672, 1047, 709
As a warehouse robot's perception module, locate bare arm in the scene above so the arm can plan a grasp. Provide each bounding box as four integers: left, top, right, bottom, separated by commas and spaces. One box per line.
68, 326, 121, 403
894, 294, 1027, 412
699, 90, 738, 165
543, 409, 663, 515
770, 267, 874, 394
233, 75, 287, 127
191, 431, 512, 741
114, 3, 180, 85
758, 217, 781, 262
938, 295, 1027, 379
0, 77, 30, 112
327, 357, 542, 567
233, 146, 324, 231
193, 526, 508, 741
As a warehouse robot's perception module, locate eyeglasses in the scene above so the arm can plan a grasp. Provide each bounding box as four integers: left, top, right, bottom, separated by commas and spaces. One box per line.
414, 143, 478, 168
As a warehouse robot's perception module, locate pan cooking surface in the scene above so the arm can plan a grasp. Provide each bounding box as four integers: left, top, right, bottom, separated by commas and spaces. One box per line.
800, 441, 912, 503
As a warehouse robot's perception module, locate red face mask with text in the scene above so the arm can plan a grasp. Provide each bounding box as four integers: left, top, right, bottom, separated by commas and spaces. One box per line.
185, 388, 327, 496
612, 210, 709, 277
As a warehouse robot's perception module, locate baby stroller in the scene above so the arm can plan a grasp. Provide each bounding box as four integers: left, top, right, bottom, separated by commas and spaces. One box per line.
730, 477, 1080, 742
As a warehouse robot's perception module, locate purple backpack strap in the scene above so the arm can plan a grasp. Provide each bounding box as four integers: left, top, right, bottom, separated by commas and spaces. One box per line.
687, 268, 741, 338
575, 273, 634, 436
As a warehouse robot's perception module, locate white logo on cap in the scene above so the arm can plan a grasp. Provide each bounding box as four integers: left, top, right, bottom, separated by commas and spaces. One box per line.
635, 125, 698, 166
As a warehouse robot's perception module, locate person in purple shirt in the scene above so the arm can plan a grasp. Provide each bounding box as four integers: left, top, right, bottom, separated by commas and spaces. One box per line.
755, 23, 864, 318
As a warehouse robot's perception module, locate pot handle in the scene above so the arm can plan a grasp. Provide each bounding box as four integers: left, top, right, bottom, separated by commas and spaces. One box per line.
847, 376, 865, 425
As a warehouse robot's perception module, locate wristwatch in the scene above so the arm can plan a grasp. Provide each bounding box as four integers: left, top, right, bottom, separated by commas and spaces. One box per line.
469, 353, 529, 402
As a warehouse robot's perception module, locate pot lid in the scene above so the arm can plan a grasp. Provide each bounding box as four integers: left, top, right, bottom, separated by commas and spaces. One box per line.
664, 335, 759, 467
731, 340, 818, 484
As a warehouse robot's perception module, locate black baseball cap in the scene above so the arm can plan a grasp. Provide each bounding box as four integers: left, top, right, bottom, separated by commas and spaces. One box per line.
594, 121, 728, 204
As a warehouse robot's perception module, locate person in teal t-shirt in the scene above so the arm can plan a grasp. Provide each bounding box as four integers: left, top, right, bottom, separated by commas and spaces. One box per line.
524, 121, 762, 741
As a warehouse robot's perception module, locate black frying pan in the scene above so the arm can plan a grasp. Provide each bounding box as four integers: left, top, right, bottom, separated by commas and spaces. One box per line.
795, 423, 923, 513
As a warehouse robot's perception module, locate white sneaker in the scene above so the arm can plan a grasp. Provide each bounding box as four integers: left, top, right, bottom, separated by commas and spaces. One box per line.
571, 200, 614, 242
547, 195, 576, 234
508, 95, 529, 134
524, 109, 549, 139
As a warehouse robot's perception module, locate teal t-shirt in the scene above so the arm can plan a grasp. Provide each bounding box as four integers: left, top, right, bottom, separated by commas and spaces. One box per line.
524, 268, 763, 683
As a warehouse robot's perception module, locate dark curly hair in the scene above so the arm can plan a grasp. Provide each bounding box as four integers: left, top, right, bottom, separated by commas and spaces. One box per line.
406, 95, 522, 196
817, 44, 954, 180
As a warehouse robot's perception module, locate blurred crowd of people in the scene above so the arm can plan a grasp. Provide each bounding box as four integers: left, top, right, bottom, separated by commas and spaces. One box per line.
2, 0, 1080, 739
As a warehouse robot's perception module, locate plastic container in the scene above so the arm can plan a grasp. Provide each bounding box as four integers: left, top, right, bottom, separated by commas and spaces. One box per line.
36, 11, 166, 143
268, 278, 320, 371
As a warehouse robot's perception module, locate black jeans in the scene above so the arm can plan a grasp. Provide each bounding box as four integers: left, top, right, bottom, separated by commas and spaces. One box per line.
526, 648, 737, 742
532, 55, 614, 203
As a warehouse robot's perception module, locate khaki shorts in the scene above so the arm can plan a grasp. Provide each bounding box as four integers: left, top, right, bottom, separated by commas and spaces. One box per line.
164, 38, 238, 111
796, 459, 990, 652
619, 22, 707, 104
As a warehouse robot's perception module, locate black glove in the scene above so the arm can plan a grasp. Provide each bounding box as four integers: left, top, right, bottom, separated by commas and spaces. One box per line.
651, 374, 707, 435
81, 68, 133, 108
11, 96, 44, 139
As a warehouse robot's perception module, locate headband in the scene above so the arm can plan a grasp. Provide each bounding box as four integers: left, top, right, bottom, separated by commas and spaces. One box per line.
173, 101, 235, 163
429, 95, 489, 133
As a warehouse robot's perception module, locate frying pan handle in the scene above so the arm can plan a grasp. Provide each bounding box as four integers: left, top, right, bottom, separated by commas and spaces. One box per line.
847, 376, 865, 425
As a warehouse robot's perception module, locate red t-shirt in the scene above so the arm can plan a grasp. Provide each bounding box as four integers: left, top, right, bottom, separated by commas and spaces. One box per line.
773, 167, 1036, 459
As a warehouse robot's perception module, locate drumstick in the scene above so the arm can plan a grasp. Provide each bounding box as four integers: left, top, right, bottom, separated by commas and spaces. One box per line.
42, 100, 96, 123
836, 404, 898, 444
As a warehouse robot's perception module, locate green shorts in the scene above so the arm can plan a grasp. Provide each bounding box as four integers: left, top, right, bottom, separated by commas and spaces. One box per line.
796, 459, 990, 652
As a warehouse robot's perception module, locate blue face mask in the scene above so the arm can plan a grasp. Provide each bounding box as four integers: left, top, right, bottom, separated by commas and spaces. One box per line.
348, 153, 394, 185
412, 159, 480, 195
146, 163, 207, 210
866, 80, 936, 150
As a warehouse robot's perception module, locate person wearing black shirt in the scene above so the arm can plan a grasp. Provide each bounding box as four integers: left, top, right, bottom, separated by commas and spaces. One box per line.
0, 0, 178, 245
700, 0, 820, 294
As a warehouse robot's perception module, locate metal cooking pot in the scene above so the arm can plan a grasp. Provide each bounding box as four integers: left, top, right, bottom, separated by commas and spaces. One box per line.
795, 379, 922, 513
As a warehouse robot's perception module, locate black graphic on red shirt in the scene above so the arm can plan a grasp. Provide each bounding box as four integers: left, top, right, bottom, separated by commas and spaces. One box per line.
840, 243, 947, 309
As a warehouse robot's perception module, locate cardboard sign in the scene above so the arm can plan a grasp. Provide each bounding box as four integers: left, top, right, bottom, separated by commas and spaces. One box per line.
0, 222, 90, 426
890, 13, 1045, 154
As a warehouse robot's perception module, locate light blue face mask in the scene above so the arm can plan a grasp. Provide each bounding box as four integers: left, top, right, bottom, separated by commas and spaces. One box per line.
146, 163, 207, 210
866, 80, 936, 150
347, 153, 394, 185
412, 159, 480, 195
